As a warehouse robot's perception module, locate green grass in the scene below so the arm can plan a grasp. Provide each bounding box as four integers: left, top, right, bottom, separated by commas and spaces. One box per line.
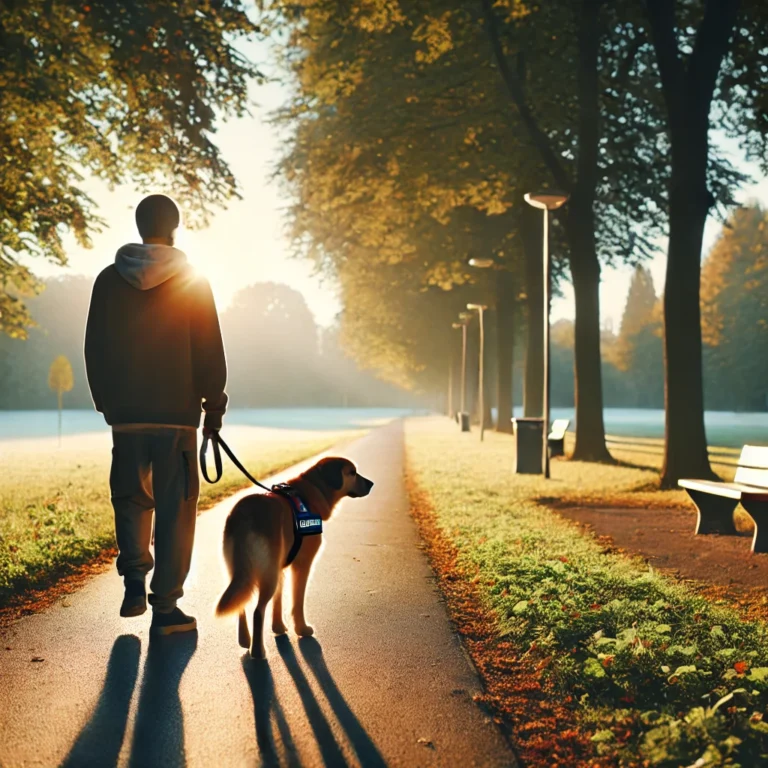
0, 427, 361, 606
406, 417, 768, 766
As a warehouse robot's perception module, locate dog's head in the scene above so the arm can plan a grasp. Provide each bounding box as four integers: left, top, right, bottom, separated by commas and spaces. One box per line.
311, 457, 373, 500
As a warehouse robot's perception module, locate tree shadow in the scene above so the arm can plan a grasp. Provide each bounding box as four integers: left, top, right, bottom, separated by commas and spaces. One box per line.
127, 631, 198, 768
275, 635, 348, 767
241, 655, 300, 768
298, 638, 387, 768
60, 634, 141, 768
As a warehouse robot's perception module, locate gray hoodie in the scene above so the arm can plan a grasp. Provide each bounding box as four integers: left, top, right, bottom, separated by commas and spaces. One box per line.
114, 243, 188, 290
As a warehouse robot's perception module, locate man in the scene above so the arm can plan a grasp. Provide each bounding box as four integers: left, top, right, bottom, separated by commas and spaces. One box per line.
85, 194, 227, 636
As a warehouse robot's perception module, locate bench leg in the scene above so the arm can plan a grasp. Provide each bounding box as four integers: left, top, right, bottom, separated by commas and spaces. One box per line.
686, 490, 738, 536
548, 439, 564, 458
739, 501, 768, 554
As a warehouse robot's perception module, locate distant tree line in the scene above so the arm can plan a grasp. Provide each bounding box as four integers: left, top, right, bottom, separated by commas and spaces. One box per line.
0, 276, 418, 411
547, 203, 768, 413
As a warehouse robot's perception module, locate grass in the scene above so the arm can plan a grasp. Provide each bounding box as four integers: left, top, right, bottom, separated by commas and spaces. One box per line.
405, 416, 768, 766
0, 426, 362, 608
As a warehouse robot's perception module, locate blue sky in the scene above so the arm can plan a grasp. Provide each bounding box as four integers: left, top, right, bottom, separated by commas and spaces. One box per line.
27, 43, 768, 334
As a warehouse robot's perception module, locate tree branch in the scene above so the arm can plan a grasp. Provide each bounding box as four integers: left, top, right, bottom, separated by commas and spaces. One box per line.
480, 0, 572, 191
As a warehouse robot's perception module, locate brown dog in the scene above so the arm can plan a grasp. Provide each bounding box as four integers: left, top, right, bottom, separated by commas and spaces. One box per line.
216, 457, 373, 658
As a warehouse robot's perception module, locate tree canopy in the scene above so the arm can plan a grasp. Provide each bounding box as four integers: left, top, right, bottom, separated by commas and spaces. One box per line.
0, 0, 260, 336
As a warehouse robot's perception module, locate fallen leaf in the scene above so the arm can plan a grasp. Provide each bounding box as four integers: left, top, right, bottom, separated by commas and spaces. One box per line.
31, 657, 44, 663
734, 660, 750, 674
417, 737, 434, 749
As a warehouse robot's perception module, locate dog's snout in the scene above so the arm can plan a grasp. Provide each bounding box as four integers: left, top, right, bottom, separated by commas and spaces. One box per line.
355, 474, 373, 497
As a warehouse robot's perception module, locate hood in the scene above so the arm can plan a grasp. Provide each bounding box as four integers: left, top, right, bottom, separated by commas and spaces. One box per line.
114, 243, 188, 290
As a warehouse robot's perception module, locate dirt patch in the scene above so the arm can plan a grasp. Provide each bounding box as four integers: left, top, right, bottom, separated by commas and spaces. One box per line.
557, 506, 768, 618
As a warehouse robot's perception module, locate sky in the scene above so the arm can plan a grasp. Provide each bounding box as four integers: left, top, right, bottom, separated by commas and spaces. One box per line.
24, 44, 768, 334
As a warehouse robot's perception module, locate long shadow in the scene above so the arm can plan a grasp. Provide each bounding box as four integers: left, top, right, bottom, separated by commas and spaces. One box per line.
298, 638, 387, 768
241, 656, 300, 768
275, 635, 348, 767
127, 632, 198, 768
60, 634, 141, 768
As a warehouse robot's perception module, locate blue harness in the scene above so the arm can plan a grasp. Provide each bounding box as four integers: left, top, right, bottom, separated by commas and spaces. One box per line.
272, 483, 322, 566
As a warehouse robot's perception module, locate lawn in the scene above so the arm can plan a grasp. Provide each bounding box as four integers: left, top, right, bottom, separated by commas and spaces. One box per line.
0, 426, 362, 607
405, 416, 768, 767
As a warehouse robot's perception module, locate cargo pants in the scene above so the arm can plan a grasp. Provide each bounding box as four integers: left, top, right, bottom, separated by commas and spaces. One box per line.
110, 427, 199, 613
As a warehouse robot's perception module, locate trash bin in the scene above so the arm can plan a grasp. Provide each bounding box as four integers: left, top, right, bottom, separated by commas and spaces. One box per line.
459, 412, 470, 432
511, 418, 544, 474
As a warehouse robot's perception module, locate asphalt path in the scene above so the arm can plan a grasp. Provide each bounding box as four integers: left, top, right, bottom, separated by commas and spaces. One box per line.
0, 421, 516, 767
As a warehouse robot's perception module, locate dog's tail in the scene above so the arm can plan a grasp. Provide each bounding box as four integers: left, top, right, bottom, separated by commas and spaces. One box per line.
216, 575, 252, 616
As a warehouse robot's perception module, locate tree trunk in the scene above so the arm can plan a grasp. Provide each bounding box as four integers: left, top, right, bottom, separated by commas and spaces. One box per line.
661, 185, 714, 485
522, 208, 544, 417
644, 0, 740, 487
568, 220, 612, 462
495, 272, 515, 432
567, 0, 612, 463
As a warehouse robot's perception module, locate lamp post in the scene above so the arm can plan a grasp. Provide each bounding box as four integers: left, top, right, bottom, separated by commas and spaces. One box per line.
450, 321, 464, 420
467, 303, 488, 441
457, 311, 472, 431
523, 190, 570, 479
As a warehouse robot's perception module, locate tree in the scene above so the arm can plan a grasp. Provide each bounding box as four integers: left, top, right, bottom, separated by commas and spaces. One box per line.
1, 0, 259, 336
613, 265, 658, 370
643, 0, 768, 485
701, 203, 768, 412
48, 354, 73, 443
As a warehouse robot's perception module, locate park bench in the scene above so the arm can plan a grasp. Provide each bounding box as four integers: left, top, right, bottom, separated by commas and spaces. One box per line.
679, 445, 768, 553
548, 419, 570, 458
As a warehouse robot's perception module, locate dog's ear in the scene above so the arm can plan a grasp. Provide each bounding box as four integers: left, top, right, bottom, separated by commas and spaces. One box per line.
318, 459, 345, 491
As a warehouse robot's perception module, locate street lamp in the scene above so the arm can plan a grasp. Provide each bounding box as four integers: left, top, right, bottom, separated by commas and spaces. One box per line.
467, 303, 488, 441
449, 321, 464, 420
524, 190, 569, 479
457, 311, 473, 431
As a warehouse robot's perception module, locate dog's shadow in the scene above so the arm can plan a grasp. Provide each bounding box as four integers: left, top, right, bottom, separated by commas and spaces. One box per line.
60, 634, 141, 768
297, 638, 387, 768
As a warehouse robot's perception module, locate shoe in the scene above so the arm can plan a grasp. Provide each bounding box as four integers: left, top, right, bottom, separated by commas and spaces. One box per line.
120, 580, 147, 617
150, 607, 197, 637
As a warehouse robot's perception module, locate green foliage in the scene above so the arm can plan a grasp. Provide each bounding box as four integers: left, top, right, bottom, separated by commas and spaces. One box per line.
0, 0, 260, 335
406, 417, 768, 765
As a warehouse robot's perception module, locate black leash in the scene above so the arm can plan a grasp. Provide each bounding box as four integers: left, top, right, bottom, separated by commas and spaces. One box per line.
200, 430, 273, 493
199, 429, 321, 567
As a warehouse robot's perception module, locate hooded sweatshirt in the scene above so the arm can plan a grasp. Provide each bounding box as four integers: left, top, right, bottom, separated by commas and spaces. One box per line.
84, 243, 228, 430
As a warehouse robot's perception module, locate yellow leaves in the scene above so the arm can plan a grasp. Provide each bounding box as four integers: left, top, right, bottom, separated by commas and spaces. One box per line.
405, 95, 419, 104
48, 355, 74, 394
352, 0, 406, 33
413, 13, 454, 64
492, 0, 533, 21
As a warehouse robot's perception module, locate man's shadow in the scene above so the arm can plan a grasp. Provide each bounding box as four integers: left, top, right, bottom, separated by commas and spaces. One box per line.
127, 632, 198, 768
241, 655, 300, 768
298, 638, 387, 768
60, 634, 141, 768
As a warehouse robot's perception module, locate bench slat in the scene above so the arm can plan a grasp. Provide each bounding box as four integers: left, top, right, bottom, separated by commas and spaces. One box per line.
734, 466, 768, 489
740, 445, 768, 470
679, 480, 747, 499
548, 419, 570, 440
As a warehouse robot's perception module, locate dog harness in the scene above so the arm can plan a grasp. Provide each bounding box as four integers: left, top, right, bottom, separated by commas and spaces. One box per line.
272, 483, 323, 566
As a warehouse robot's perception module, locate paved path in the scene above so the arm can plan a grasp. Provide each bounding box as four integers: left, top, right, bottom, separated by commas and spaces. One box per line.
0, 422, 515, 768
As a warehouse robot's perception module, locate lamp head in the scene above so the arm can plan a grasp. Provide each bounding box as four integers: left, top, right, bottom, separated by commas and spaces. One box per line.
451, 322, 463, 329
524, 191, 570, 210
469, 257, 495, 269
458, 311, 473, 322
466, 303, 487, 311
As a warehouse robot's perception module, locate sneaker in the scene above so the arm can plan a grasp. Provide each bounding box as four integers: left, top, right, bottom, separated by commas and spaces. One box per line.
150, 607, 197, 637
120, 580, 147, 618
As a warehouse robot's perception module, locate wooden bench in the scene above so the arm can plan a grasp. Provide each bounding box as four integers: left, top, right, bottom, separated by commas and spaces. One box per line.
548, 419, 570, 458
679, 445, 768, 553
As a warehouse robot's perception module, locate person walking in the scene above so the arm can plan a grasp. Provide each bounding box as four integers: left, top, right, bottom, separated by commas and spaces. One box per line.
85, 194, 227, 636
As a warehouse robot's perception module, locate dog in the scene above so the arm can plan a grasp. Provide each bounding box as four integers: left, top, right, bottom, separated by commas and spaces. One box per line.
216, 456, 373, 658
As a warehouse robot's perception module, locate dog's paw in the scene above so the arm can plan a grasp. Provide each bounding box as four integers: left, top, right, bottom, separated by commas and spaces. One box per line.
272, 622, 288, 635
295, 624, 314, 637
249, 644, 267, 660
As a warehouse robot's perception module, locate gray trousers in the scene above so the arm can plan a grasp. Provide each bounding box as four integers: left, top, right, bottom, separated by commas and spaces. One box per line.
110, 428, 199, 613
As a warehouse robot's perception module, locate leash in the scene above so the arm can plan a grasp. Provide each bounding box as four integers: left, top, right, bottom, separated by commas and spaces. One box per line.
200, 429, 273, 493
199, 429, 322, 567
